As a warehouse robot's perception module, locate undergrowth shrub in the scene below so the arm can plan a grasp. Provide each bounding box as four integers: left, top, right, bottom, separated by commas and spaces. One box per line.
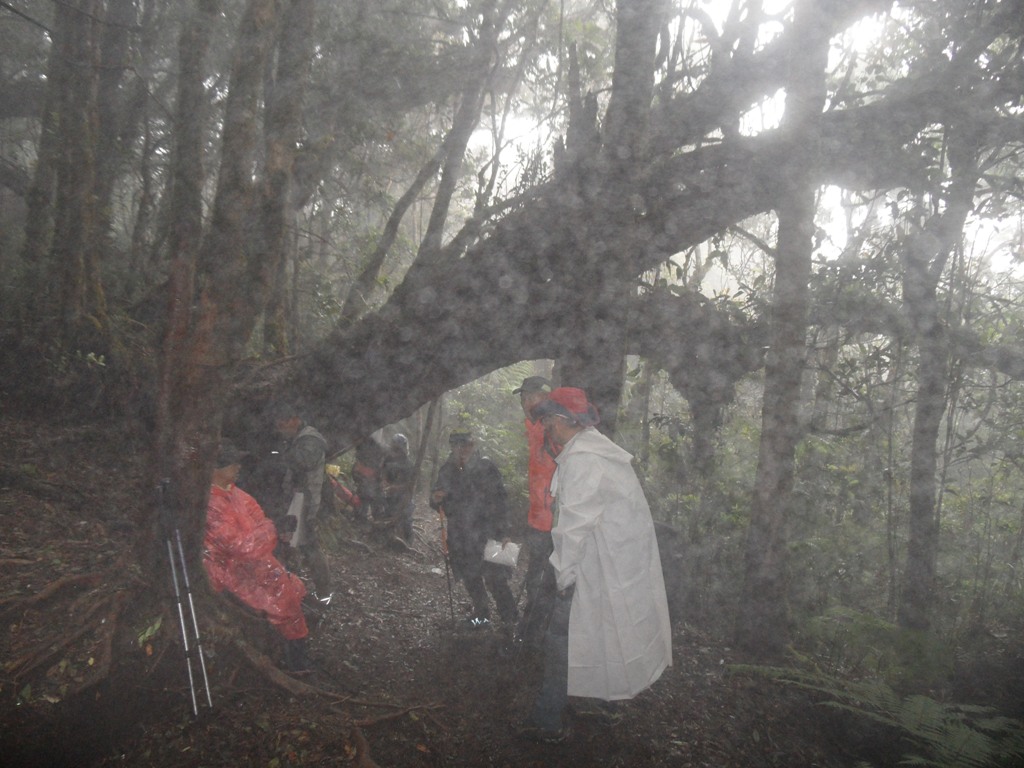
730, 665, 1024, 767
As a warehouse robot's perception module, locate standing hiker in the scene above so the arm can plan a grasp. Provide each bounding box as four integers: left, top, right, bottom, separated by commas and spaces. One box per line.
273, 403, 332, 600
519, 388, 672, 743
381, 433, 415, 543
430, 431, 518, 630
511, 376, 558, 652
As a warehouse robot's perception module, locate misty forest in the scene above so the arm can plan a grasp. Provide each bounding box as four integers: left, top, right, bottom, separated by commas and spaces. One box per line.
3, 0, 1024, 765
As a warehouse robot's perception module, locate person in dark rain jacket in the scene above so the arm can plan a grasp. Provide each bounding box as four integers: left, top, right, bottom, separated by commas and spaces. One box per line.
430, 431, 518, 629
381, 433, 415, 543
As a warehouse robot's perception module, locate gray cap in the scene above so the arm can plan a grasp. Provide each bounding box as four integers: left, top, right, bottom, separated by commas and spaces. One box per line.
512, 376, 551, 395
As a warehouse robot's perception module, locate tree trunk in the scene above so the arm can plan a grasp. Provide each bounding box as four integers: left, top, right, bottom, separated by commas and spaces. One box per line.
51, 0, 109, 351
897, 133, 978, 631
258, 0, 315, 356
152, 0, 223, 567
153, 0, 307, 568
735, 0, 828, 658
18, 32, 63, 322
556, 0, 669, 434
255, 0, 1010, 456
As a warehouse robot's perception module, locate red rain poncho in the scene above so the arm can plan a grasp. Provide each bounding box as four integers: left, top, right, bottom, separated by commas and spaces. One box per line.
525, 417, 557, 532
204, 484, 308, 640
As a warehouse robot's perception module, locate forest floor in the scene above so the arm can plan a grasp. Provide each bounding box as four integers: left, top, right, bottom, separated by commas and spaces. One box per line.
1, 409, 1010, 768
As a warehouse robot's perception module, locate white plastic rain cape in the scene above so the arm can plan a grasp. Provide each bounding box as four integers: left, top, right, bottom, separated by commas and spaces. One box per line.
548, 427, 672, 700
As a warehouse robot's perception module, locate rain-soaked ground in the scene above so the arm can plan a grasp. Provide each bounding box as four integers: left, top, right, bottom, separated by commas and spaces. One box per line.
0, 412, 872, 767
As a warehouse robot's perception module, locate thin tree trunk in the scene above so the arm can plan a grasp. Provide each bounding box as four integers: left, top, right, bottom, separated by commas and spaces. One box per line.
257, 0, 315, 357
51, 0, 108, 349
400, 0, 504, 292
897, 133, 978, 631
735, 0, 828, 657
338, 145, 445, 323
19, 31, 63, 322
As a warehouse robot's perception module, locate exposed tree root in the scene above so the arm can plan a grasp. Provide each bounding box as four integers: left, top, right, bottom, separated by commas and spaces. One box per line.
232, 635, 345, 698
351, 701, 443, 727
0, 571, 105, 613
349, 725, 382, 768
66, 589, 130, 698
0, 461, 88, 506
6, 592, 111, 679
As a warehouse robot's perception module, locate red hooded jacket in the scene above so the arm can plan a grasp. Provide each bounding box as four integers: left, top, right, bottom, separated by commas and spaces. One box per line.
204, 484, 308, 640
526, 417, 557, 532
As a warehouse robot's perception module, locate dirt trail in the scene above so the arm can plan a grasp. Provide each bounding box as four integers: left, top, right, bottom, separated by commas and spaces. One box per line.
0, 414, 844, 767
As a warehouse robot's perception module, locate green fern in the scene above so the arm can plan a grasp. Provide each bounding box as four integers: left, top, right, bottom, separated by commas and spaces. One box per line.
730, 665, 1024, 767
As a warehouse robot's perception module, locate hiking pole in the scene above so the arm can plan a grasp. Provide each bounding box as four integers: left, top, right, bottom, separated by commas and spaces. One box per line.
439, 507, 455, 626
443, 553, 455, 625
173, 527, 212, 710
166, 535, 200, 715
159, 480, 212, 715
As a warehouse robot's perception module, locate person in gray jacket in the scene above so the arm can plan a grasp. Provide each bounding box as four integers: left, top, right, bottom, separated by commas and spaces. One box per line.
273, 403, 332, 600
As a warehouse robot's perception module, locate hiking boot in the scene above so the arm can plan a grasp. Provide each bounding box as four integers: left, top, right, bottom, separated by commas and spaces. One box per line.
515, 719, 572, 744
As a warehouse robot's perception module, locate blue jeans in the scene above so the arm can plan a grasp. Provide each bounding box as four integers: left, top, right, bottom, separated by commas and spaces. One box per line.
529, 588, 572, 730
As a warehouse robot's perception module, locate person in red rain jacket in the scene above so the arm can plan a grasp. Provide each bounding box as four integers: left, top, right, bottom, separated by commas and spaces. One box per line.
512, 376, 559, 651
204, 442, 311, 672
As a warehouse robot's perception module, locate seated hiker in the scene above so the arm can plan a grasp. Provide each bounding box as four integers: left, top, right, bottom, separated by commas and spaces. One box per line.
204, 442, 311, 673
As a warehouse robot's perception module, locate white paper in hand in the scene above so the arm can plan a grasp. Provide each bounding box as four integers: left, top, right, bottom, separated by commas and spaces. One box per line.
484, 539, 520, 568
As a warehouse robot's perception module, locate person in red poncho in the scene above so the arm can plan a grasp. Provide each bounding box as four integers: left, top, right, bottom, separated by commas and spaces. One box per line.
204, 442, 311, 673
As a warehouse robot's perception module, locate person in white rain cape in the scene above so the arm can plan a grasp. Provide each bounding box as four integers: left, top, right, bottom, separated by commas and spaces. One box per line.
520, 387, 672, 742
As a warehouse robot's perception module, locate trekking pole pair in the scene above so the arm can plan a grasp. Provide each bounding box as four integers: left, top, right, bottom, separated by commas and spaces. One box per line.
159, 479, 213, 716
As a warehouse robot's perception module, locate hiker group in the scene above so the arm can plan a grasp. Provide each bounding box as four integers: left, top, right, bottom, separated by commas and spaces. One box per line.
196, 379, 672, 741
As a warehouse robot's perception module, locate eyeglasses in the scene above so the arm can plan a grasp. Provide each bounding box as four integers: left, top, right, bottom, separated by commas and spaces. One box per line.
539, 413, 570, 424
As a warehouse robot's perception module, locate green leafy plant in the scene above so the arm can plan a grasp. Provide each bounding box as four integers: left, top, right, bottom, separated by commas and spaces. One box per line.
731, 665, 1024, 767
